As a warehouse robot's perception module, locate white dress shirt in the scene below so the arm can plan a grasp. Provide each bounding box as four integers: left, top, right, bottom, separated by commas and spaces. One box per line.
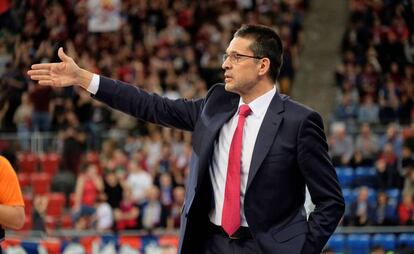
209, 87, 276, 227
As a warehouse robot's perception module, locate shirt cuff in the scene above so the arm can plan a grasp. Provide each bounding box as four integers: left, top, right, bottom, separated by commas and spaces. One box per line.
87, 74, 100, 95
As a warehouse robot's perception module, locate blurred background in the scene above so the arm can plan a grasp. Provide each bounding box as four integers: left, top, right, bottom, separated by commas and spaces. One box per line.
0, 0, 413, 253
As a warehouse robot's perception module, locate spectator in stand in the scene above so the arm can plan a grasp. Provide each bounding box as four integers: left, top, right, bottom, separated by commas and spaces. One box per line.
333, 93, 358, 131
29, 84, 52, 132
126, 159, 152, 205
103, 170, 123, 209
374, 191, 397, 226
13, 92, 33, 151
32, 194, 48, 232
139, 185, 169, 230
398, 193, 414, 225
379, 124, 403, 157
350, 186, 375, 226
357, 95, 379, 124
403, 168, 414, 198
114, 186, 139, 230
72, 164, 104, 226
328, 122, 354, 166
353, 123, 379, 167
167, 186, 185, 230
93, 193, 113, 232
157, 173, 174, 208
375, 143, 401, 189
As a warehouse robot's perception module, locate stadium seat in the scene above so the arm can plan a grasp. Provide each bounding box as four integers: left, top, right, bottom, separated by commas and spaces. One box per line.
372, 234, 396, 251
23, 194, 33, 216
398, 234, 414, 248
354, 167, 377, 188
40, 152, 61, 177
119, 235, 142, 249
325, 234, 345, 253
141, 235, 159, 252
336, 167, 354, 188
346, 234, 370, 254
18, 172, 31, 190
386, 188, 400, 207
39, 239, 61, 254
60, 214, 73, 229
46, 192, 66, 217
158, 235, 179, 249
31, 172, 51, 195
18, 153, 39, 174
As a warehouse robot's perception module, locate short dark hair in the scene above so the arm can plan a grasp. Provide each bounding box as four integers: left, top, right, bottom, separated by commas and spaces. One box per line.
234, 24, 283, 83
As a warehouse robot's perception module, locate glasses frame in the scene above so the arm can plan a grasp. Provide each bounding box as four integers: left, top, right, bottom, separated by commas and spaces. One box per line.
222, 52, 264, 64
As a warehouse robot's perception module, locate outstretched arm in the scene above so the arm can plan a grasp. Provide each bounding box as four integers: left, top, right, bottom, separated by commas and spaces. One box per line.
28, 47, 93, 90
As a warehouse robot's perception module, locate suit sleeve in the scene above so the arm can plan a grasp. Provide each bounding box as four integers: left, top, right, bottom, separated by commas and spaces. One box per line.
92, 76, 205, 132
297, 112, 345, 254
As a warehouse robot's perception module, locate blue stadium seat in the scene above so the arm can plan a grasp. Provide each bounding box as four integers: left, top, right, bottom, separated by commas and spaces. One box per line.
386, 188, 400, 207
398, 234, 414, 248
372, 234, 396, 251
336, 167, 354, 188
325, 234, 345, 252
355, 166, 377, 187
347, 234, 370, 254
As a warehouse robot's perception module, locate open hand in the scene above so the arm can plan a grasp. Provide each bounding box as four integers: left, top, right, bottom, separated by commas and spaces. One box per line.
27, 47, 82, 87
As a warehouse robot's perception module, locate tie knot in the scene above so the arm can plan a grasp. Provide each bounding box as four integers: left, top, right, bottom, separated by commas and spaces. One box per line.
238, 104, 251, 117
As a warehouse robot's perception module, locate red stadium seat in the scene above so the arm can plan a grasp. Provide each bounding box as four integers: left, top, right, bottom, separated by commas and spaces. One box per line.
23, 194, 33, 216
40, 239, 61, 254
158, 235, 179, 249
60, 214, 73, 229
18, 172, 31, 190
119, 235, 142, 249
31, 172, 51, 195
40, 152, 61, 177
46, 192, 66, 217
18, 153, 39, 174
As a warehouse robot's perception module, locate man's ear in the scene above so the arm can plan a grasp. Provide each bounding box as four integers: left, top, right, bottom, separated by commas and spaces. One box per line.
258, 58, 270, 77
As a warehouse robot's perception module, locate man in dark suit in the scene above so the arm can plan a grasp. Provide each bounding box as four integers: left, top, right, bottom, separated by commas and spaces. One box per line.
28, 24, 344, 254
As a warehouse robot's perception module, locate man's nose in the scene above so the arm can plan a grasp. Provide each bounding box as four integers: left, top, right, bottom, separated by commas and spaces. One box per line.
222, 57, 231, 70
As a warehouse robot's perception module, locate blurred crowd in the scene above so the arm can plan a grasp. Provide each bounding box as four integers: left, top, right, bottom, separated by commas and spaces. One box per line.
330, 0, 414, 227
0, 0, 308, 232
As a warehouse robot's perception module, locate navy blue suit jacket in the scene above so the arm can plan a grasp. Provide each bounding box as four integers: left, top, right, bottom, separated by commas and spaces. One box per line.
94, 76, 345, 254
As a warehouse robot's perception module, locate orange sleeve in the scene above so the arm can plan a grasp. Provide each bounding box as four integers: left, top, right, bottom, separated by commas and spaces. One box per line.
0, 156, 24, 206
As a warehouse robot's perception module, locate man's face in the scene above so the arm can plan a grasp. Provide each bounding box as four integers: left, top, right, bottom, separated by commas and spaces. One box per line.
222, 37, 261, 97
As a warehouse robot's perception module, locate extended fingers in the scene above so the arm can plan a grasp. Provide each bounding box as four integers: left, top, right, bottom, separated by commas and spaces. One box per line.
30, 75, 51, 81
30, 63, 52, 70
27, 69, 50, 76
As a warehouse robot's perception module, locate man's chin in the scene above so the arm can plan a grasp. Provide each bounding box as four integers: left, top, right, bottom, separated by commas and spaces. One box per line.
224, 82, 234, 92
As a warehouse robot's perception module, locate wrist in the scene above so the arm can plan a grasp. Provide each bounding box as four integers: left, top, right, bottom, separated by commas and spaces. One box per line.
78, 68, 94, 90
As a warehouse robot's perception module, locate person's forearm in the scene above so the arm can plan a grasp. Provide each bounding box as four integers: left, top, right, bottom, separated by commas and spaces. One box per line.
0, 205, 25, 230
77, 68, 94, 91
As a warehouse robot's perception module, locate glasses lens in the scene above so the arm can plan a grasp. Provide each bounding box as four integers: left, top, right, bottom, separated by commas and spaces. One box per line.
222, 53, 228, 63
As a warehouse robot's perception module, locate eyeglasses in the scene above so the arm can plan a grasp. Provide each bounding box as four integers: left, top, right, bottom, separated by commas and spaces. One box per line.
222, 52, 263, 64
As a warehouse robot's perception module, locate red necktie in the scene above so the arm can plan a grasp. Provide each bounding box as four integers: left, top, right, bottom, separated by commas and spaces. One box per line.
222, 104, 252, 236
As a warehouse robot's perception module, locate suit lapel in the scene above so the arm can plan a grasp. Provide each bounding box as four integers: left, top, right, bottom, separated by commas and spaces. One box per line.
246, 92, 285, 191
195, 93, 239, 184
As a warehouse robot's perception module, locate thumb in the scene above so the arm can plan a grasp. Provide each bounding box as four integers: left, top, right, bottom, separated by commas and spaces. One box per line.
58, 47, 71, 62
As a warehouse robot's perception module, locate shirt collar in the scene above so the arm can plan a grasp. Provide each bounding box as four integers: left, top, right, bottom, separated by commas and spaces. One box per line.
238, 86, 276, 118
